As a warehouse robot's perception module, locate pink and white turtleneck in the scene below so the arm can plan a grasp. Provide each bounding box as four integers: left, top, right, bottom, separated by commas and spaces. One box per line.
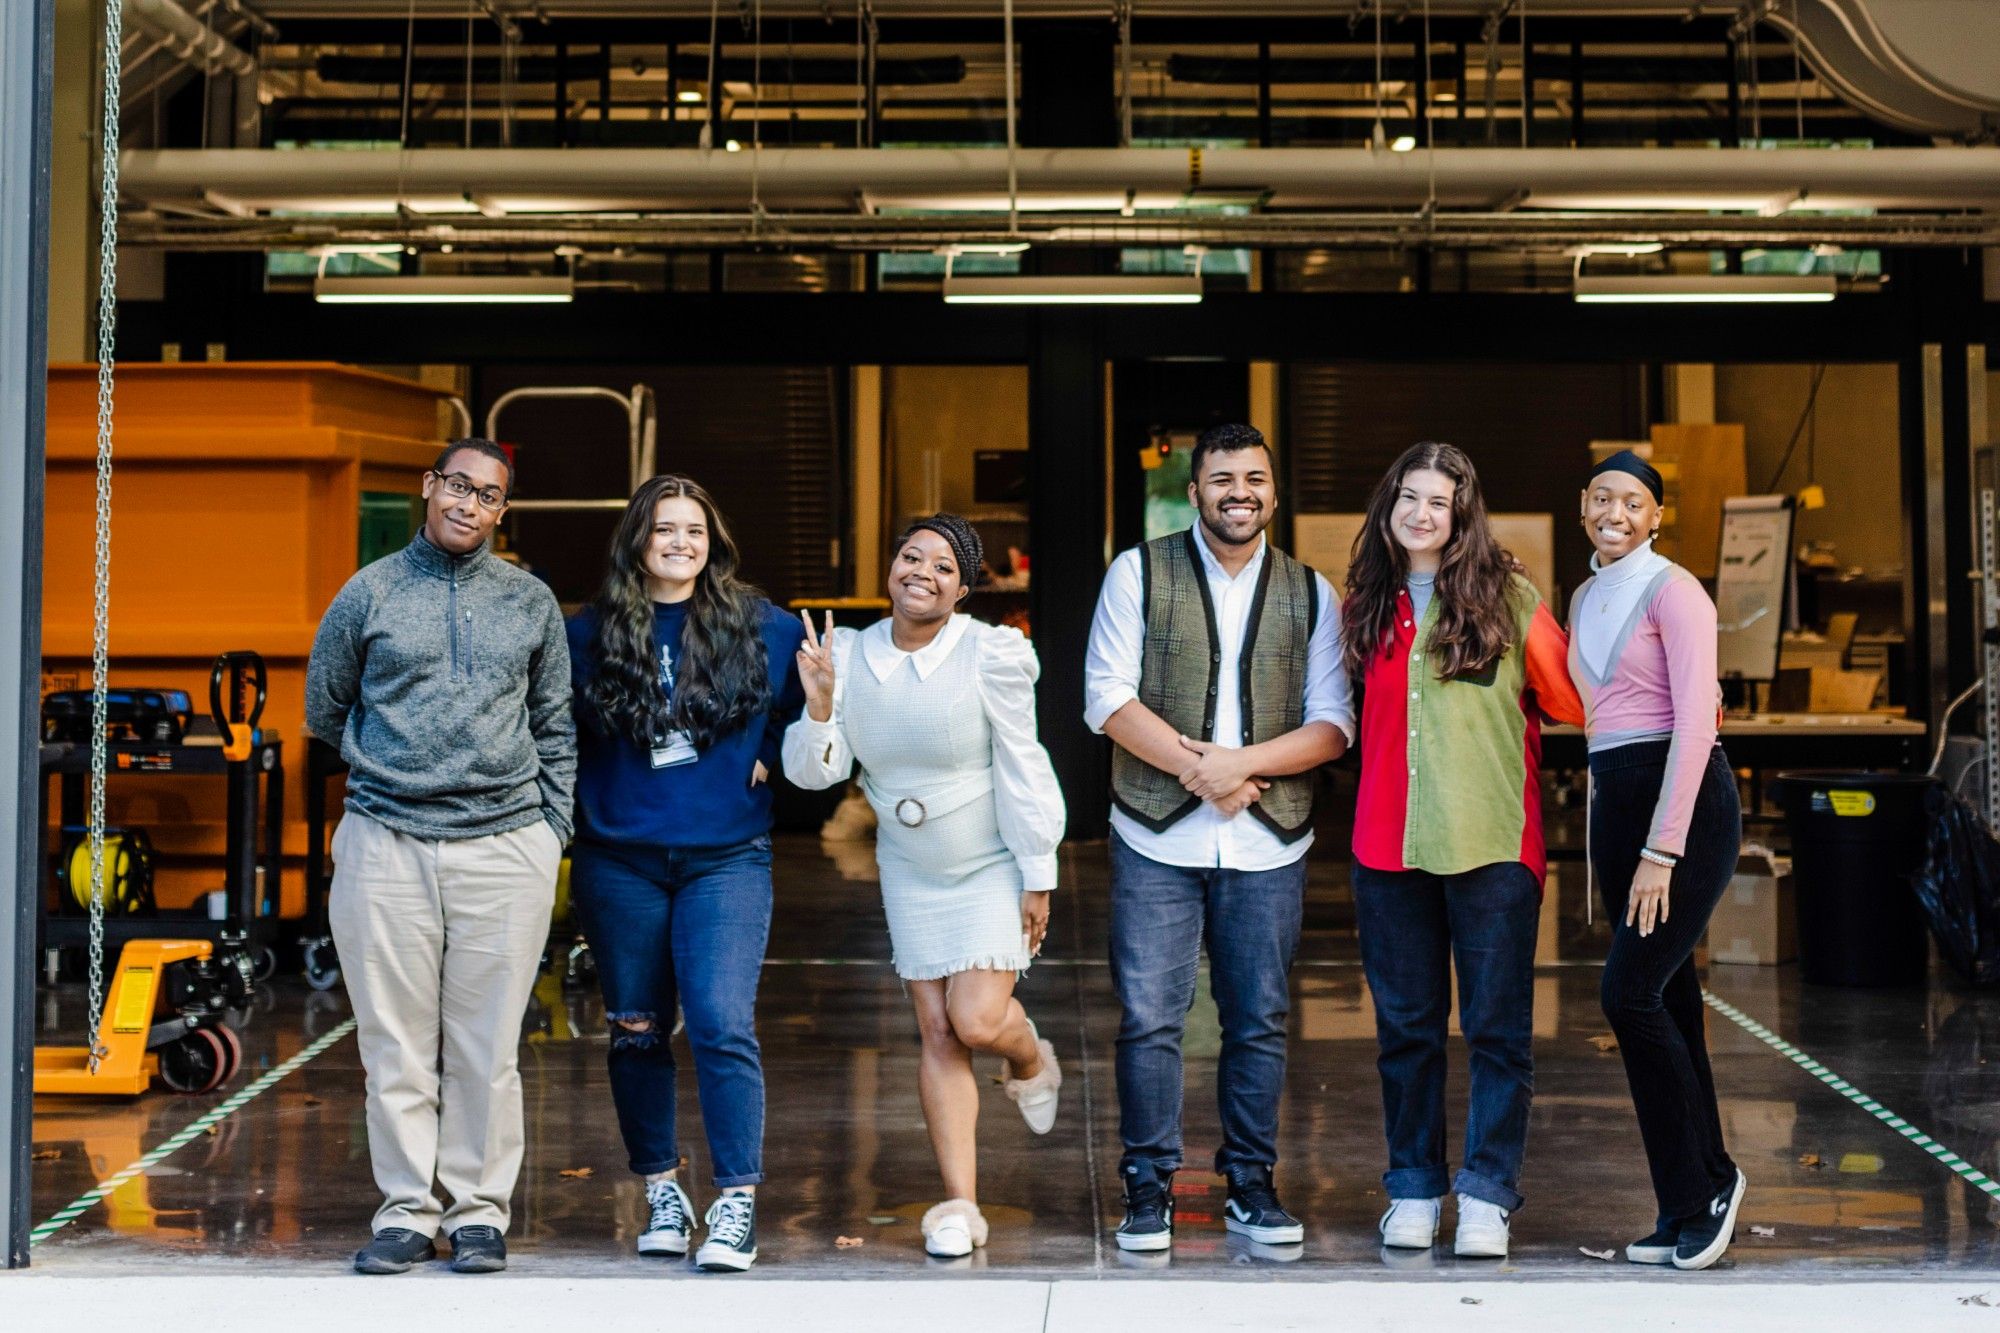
1567, 540, 1723, 857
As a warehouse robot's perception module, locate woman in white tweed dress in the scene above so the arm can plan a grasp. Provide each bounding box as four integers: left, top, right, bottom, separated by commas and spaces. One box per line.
783, 514, 1067, 1259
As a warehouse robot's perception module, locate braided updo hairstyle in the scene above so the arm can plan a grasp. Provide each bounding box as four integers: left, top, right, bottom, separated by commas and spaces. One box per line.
896, 513, 986, 599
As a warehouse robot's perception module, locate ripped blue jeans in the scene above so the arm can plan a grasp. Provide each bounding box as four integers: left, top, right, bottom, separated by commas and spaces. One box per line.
568, 835, 773, 1185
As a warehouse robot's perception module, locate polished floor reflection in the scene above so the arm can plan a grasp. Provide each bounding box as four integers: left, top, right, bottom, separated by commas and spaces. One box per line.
28, 833, 2000, 1276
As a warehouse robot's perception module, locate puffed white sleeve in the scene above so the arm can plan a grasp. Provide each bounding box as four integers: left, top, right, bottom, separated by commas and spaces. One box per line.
780, 626, 856, 790
976, 624, 1067, 892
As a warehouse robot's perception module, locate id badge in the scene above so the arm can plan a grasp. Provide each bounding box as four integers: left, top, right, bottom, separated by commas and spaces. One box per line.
650, 730, 699, 769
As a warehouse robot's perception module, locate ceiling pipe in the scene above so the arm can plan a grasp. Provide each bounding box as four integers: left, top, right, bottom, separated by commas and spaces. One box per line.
236, 0, 2000, 140
119, 208, 2000, 250
124, 0, 258, 79
119, 145, 2000, 215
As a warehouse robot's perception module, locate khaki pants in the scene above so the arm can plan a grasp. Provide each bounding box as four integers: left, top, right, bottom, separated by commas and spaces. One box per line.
330, 811, 560, 1237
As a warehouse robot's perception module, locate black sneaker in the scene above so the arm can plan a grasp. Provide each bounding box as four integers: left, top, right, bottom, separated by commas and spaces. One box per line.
1672, 1169, 1747, 1271
1115, 1164, 1174, 1252
639, 1178, 694, 1257
353, 1227, 436, 1275
695, 1193, 758, 1272
448, 1224, 508, 1274
1222, 1162, 1304, 1245
1626, 1219, 1681, 1265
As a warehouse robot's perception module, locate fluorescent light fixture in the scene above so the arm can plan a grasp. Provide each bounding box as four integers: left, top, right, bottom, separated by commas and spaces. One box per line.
1389, 135, 1417, 152
942, 273, 1202, 305
313, 274, 575, 304
1567, 242, 1666, 256
1573, 273, 1836, 304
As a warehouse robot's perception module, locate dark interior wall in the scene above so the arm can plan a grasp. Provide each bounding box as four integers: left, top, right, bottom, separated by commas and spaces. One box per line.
1110, 359, 1254, 552
474, 364, 846, 608
1285, 362, 1649, 607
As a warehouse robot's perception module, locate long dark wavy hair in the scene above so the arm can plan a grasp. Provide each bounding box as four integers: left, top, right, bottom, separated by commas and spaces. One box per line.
583, 475, 770, 750
1342, 441, 1523, 682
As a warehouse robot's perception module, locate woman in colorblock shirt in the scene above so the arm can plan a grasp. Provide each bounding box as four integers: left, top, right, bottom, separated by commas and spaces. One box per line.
1345, 441, 1583, 1262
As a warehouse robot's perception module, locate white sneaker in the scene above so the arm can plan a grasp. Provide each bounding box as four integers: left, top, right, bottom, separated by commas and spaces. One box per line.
1002, 1019, 1062, 1135
921, 1198, 989, 1258
1453, 1195, 1510, 1259
1379, 1196, 1442, 1249
637, 1177, 693, 1256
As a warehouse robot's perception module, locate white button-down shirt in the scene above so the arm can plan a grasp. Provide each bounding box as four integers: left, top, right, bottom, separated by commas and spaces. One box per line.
1083, 529, 1355, 871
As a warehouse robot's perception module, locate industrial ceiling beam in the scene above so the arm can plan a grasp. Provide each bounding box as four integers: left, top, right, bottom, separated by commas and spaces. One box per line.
118, 206, 2000, 250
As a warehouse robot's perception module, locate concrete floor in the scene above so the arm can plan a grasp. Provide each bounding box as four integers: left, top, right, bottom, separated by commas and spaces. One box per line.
22, 833, 2000, 1279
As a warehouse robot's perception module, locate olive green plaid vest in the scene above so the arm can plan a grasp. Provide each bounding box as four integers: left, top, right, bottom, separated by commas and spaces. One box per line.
1110, 529, 1319, 842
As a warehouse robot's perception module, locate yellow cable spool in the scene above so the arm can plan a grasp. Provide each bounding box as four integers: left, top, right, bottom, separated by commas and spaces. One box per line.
63, 829, 156, 916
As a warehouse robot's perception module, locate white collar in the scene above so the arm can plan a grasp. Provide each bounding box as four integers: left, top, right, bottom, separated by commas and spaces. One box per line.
1591, 539, 1665, 589
860, 613, 973, 683
1190, 526, 1267, 585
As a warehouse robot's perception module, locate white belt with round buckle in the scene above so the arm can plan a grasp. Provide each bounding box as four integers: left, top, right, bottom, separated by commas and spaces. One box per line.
894, 797, 927, 828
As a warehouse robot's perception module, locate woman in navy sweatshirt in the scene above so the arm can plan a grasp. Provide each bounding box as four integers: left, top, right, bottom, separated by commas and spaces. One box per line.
567, 475, 805, 1273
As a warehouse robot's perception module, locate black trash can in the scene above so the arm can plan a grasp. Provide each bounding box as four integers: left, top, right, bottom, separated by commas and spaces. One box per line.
1771, 771, 1937, 987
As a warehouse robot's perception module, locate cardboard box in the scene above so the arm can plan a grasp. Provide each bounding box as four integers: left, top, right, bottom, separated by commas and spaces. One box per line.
1706, 848, 1796, 966
1769, 666, 1885, 714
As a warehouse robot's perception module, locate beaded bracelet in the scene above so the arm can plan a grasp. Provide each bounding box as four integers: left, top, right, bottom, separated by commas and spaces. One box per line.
1638, 847, 1679, 869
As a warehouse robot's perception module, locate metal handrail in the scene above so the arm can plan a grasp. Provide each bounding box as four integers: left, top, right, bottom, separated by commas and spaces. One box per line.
483, 383, 660, 507
1930, 677, 1987, 778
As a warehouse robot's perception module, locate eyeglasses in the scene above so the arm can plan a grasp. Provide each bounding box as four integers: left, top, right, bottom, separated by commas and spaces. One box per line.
430, 471, 509, 511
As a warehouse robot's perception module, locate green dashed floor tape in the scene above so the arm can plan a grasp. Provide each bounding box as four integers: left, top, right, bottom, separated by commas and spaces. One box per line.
1703, 991, 2000, 1200
31, 1018, 358, 1244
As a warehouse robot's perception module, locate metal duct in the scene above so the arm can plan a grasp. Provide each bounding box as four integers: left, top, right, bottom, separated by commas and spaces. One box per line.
121, 145, 2000, 216
124, 0, 257, 79
118, 208, 2000, 251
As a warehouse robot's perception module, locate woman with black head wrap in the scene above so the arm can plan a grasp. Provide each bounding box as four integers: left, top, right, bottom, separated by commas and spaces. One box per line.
782, 514, 1067, 1259
1571, 449, 1746, 1271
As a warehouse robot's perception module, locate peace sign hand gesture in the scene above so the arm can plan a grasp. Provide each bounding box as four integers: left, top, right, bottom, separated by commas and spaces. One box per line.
797, 609, 838, 722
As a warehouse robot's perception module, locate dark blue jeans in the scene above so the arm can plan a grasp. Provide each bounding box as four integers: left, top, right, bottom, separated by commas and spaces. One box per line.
1353, 859, 1540, 1211
568, 835, 773, 1187
1108, 832, 1306, 1178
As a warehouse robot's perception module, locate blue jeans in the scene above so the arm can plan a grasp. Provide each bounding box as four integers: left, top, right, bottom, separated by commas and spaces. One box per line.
1353, 860, 1539, 1211
568, 835, 773, 1187
1108, 832, 1306, 1178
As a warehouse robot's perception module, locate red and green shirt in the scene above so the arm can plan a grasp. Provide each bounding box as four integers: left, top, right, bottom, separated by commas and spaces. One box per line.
1352, 574, 1583, 879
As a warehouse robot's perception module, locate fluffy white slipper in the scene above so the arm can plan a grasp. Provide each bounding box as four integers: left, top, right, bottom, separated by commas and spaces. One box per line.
1002, 1020, 1062, 1135
920, 1199, 989, 1258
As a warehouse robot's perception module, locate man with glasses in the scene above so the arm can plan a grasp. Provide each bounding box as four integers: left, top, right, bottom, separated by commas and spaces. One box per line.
307, 438, 575, 1275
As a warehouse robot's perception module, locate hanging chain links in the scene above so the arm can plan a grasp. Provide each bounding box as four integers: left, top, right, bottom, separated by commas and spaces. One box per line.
85, 0, 124, 1072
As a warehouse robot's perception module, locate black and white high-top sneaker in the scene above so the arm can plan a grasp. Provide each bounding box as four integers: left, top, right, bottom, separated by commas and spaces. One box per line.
639, 1177, 694, 1257
1626, 1218, 1681, 1265
1672, 1169, 1747, 1271
1223, 1163, 1304, 1245
1115, 1164, 1175, 1252
695, 1193, 758, 1272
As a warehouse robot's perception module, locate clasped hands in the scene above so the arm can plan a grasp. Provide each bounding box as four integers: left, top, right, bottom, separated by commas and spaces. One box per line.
1177, 735, 1270, 817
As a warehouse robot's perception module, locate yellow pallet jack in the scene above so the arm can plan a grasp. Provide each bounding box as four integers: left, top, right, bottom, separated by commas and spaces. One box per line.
32, 20, 253, 1102
35, 939, 250, 1096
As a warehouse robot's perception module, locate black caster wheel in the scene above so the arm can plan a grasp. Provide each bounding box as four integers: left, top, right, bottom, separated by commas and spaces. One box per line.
158, 1028, 228, 1094
302, 939, 341, 992
252, 947, 278, 983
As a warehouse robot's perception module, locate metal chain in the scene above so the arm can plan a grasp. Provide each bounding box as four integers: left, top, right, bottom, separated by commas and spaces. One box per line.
86, 0, 124, 1071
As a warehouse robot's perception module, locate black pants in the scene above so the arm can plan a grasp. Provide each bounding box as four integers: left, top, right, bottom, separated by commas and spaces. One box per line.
1590, 739, 1741, 1220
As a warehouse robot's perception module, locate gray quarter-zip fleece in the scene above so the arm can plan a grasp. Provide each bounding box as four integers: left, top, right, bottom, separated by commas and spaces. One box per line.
306, 530, 576, 843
